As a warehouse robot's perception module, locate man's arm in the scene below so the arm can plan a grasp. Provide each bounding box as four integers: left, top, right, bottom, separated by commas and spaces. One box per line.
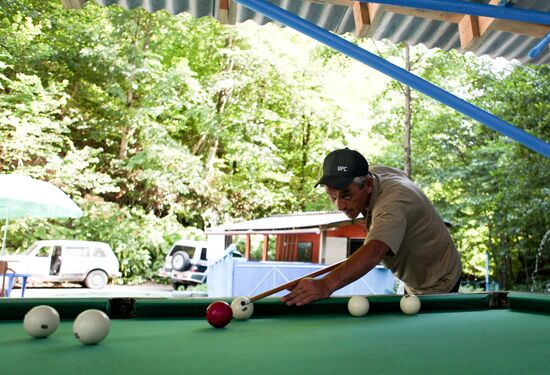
280, 239, 389, 306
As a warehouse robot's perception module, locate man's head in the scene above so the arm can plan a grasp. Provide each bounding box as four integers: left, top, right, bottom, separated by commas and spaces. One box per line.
315, 148, 369, 189
315, 149, 372, 219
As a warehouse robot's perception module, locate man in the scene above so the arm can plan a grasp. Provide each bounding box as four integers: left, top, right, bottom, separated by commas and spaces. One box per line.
50, 246, 62, 276
281, 148, 462, 307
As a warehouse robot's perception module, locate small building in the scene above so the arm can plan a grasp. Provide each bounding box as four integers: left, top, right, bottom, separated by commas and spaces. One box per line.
206, 211, 367, 265
205, 212, 396, 297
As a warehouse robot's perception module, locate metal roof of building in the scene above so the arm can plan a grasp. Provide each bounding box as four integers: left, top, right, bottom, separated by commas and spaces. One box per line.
75, 0, 550, 65
206, 211, 365, 234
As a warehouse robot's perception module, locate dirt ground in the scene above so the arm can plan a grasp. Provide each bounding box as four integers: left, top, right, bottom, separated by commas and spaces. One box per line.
8, 282, 207, 298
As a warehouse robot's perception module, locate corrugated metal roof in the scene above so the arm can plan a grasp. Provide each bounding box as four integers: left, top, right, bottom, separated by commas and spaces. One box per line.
206, 211, 365, 233
88, 0, 550, 65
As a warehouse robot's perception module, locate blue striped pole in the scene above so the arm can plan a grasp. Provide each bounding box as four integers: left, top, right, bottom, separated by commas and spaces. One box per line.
529, 31, 550, 58
235, 0, 550, 158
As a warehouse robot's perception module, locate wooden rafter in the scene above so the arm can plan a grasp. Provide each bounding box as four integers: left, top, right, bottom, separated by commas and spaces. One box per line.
347, 0, 549, 41
458, 0, 549, 50
352, 2, 386, 38
459, 14, 480, 50
352, 2, 370, 37
218, 0, 237, 25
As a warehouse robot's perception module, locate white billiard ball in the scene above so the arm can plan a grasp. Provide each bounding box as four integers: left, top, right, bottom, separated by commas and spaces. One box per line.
347, 296, 370, 317
23, 305, 60, 338
400, 294, 421, 315
73, 309, 110, 345
231, 297, 254, 320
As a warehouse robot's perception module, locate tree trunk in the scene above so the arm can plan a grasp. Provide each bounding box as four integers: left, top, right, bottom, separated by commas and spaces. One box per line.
301, 117, 311, 180
119, 15, 152, 160
119, 88, 135, 160
205, 36, 234, 168
207, 139, 219, 172
403, 44, 412, 178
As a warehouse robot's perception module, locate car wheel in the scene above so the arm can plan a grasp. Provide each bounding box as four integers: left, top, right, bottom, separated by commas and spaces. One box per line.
171, 251, 191, 272
84, 270, 108, 289
170, 281, 187, 291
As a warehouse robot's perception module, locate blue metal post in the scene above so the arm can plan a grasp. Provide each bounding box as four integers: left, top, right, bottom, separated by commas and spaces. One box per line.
234, 0, 550, 158
359, 0, 550, 25
529, 31, 550, 58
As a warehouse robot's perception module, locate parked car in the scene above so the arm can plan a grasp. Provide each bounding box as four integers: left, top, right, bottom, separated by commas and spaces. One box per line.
4, 240, 121, 289
158, 239, 242, 290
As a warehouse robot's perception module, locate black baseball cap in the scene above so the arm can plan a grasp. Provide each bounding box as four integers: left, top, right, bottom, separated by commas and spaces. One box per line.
315, 148, 369, 189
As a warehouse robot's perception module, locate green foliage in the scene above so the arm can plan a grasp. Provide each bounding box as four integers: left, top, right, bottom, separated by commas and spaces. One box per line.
369, 46, 550, 290
0, 0, 349, 283
2, 1, 547, 290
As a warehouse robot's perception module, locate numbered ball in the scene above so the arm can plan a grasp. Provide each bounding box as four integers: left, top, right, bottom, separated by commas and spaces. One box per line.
347, 296, 370, 317
231, 297, 254, 320
73, 309, 111, 344
400, 294, 421, 315
23, 305, 60, 338
206, 301, 233, 328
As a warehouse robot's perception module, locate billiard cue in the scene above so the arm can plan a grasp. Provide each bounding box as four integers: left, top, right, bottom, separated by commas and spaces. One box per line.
249, 259, 346, 303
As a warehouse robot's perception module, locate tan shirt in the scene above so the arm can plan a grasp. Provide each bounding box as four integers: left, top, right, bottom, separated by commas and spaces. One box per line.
364, 166, 462, 294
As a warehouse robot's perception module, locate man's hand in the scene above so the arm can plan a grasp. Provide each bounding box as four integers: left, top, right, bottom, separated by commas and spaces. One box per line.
280, 240, 389, 307
280, 277, 332, 306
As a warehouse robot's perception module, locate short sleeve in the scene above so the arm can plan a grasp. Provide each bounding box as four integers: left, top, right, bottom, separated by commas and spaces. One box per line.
365, 207, 407, 255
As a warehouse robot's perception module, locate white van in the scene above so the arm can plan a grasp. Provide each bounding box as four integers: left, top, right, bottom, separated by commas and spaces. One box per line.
4, 240, 121, 289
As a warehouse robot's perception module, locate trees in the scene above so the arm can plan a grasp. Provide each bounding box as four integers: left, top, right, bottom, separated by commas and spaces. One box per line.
0, 0, 347, 282
369, 47, 550, 290
1, 1, 547, 288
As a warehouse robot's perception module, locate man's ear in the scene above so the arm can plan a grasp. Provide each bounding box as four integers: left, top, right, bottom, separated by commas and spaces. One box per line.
365, 175, 374, 194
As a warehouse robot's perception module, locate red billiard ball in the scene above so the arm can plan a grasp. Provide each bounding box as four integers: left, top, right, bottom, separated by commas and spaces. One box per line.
206, 301, 233, 328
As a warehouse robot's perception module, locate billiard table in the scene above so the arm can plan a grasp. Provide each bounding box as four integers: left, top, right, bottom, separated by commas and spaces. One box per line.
0, 292, 548, 374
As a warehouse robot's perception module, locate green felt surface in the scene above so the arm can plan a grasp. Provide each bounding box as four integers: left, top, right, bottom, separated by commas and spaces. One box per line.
508, 292, 550, 313
1, 294, 549, 374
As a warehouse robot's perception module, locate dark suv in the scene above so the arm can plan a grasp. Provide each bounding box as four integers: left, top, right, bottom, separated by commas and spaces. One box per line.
158, 240, 208, 290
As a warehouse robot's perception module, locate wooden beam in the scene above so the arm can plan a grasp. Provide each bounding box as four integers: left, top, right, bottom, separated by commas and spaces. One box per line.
218, 0, 237, 26
245, 234, 251, 259
347, 0, 549, 39
478, 16, 550, 38
382, 4, 463, 23
262, 234, 269, 261
459, 15, 480, 51
457, 0, 549, 50
490, 20, 549, 38
477, 0, 549, 38
309, 0, 354, 6
352, 2, 370, 38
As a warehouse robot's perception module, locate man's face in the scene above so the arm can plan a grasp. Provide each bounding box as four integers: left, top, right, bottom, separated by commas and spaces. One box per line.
325, 178, 372, 219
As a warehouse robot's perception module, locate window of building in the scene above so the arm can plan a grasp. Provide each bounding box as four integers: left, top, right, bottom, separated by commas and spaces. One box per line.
297, 242, 312, 262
